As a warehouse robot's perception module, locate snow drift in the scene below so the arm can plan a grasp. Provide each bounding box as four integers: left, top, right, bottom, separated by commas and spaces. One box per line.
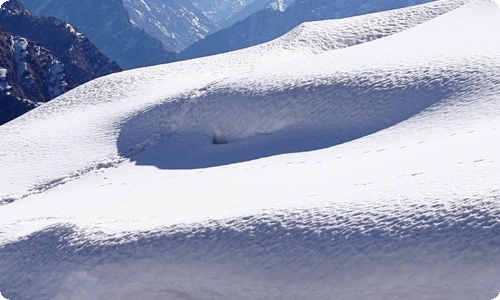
0, 0, 472, 202
1, 0, 500, 299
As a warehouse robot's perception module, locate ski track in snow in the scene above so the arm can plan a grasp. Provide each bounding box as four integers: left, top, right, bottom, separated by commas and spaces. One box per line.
1, 0, 500, 299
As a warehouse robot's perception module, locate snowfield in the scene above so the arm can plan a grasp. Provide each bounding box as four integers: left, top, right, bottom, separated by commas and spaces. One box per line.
1, 0, 500, 299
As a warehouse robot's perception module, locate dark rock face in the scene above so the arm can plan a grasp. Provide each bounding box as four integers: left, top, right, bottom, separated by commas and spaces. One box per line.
18, 0, 176, 70
0, 0, 122, 125
179, 0, 436, 60
0, 27, 69, 125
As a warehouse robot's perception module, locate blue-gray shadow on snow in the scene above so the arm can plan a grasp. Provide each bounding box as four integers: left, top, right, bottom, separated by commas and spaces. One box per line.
1, 197, 500, 299
117, 68, 466, 169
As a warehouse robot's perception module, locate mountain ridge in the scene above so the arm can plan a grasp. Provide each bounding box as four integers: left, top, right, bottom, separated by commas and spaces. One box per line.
18, 0, 176, 69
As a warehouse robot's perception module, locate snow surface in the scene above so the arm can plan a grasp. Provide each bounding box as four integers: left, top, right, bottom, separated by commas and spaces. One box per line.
1, 0, 500, 299
47, 62, 68, 99
0, 0, 468, 203
0, 68, 8, 91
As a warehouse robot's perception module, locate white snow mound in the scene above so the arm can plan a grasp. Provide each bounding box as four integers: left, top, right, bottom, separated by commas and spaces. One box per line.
0, 0, 466, 202
1, 0, 500, 299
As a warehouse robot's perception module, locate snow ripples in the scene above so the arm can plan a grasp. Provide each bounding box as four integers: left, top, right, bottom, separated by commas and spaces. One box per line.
1, 196, 499, 299
117, 46, 497, 169
0, 0, 466, 202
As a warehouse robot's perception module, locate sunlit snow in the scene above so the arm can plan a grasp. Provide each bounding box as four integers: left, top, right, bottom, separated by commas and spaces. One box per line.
1, 0, 500, 299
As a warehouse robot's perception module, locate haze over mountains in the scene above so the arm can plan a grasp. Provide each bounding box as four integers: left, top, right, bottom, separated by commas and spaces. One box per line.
18, 0, 176, 70
1, 0, 500, 299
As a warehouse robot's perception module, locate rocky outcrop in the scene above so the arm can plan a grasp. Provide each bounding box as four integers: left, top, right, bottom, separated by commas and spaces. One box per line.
0, 28, 70, 124
0, 0, 121, 125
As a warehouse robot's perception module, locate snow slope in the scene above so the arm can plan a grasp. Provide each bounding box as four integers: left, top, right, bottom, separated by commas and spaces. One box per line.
0, 0, 468, 203
1, 0, 500, 299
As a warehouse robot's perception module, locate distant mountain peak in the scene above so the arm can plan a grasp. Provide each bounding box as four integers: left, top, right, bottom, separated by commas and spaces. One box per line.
122, 0, 218, 52
1, 0, 32, 15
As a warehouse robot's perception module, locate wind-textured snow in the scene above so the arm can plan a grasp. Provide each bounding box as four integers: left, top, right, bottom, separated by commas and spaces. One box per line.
1, 0, 500, 299
0, 0, 468, 202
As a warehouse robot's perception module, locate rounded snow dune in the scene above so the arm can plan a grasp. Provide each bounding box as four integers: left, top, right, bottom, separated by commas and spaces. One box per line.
116, 0, 496, 170
119, 21, 496, 169
1, 0, 500, 299
0, 0, 463, 202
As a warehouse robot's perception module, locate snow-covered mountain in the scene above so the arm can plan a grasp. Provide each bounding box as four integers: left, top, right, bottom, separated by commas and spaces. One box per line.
218, 0, 295, 29
123, 0, 217, 52
1, 0, 500, 299
0, 0, 121, 125
18, 0, 175, 70
179, 0, 441, 60
197, 0, 294, 29
191, 0, 255, 25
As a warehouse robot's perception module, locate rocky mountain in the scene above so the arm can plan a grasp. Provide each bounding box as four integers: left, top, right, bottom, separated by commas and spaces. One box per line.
0, 1, 121, 84
179, 0, 437, 60
0, 0, 121, 125
123, 0, 217, 52
18, 0, 176, 70
0, 28, 72, 125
